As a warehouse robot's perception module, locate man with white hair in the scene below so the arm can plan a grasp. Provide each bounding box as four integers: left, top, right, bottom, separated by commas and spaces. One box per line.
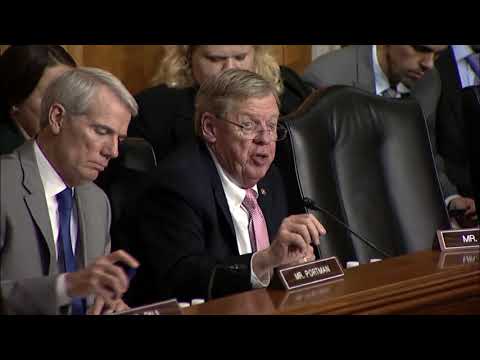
125, 69, 325, 305
1, 67, 139, 315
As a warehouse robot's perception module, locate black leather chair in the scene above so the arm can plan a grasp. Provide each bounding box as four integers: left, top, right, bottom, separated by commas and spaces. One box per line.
275, 86, 450, 265
462, 85, 480, 208
96, 137, 157, 251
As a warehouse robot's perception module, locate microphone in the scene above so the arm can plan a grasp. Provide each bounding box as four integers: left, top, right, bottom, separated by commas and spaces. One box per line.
303, 197, 392, 258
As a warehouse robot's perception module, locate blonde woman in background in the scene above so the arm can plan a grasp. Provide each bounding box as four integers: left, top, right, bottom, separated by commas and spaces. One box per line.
128, 45, 312, 162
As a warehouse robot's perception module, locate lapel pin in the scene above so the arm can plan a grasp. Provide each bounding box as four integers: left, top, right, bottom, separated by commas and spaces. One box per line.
260, 188, 267, 196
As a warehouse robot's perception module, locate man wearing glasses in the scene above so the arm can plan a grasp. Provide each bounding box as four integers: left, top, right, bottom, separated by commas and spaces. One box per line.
303, 45, 476, 222
123, 69, 326, 306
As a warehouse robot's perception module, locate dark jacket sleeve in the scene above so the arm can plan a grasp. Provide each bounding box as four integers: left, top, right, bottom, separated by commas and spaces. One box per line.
279, 66, 313, 115
128, 85, 196, 164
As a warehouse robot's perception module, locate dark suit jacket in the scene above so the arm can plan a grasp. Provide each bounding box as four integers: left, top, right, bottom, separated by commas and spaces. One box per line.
436, 46, 474, 196
303, 45, 458, 199
0, 141, 111, 314
123, 140, 287, 305
0, 118, 25, 155
128, 66, 312, 164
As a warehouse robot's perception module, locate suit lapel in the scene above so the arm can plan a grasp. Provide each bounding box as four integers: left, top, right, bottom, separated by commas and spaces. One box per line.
355, 45, 376, 92
18, 142, 57, 273
199, 143, 237, 248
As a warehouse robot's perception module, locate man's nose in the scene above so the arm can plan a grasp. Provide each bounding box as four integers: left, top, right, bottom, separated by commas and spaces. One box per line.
102, 137, 119, 160
420, 53, 435, 71
223, 58, 237, 70
253, 126, 274, 144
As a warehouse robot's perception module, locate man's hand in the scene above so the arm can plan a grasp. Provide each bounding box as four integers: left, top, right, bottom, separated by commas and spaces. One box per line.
87, 297, 130, 315
65, 250, 139, 308
252, 214, 326, 279
449, 196, 476, 218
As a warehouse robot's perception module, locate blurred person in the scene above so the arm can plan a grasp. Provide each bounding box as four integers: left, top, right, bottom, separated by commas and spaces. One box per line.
436, 46, 480, 198
0, 45, 77, 155
128, 45, 312, 163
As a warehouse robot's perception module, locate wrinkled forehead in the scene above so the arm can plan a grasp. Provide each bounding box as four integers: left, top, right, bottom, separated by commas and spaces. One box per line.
230, 95, 280, 118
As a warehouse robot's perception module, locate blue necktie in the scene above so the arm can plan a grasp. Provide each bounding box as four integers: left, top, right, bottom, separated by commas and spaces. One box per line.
56, 187, 85, 315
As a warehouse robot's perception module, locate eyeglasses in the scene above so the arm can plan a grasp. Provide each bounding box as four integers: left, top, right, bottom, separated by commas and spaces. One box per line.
215, 116, 288, 142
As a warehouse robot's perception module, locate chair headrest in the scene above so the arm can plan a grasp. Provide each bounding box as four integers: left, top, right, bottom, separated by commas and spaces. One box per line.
118, 137, 157, 172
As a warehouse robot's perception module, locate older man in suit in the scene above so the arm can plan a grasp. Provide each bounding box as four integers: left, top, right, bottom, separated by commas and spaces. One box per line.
0, 67, 139, 315
124, 69, 325, 306
303, 45, 475, 218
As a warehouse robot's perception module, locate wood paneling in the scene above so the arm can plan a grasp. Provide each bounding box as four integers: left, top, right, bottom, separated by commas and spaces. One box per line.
271, 45, 311, 74
63, 45, 165, 95
1, 45, 312, 95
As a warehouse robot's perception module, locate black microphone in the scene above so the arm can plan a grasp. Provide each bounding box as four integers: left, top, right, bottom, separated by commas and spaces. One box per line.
303, 197, 393, 258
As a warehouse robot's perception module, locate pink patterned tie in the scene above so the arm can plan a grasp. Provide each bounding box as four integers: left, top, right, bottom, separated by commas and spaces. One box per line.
243, 189, 270, 252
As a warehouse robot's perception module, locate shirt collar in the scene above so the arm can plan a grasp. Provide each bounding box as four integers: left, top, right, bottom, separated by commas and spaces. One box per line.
452, 45, 475, 62
372, 45, 410, 96
207, 146, 258, 208
33, 141, 71, 199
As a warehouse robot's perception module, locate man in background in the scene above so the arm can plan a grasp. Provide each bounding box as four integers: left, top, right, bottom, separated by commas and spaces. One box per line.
303, 45, 476, 221
436, 45, 480, 200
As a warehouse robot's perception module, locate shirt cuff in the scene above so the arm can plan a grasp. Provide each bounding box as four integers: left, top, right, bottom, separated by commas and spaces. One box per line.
250, 253, 271, 288
56, 273, 72, 306
445, 194, 461, 209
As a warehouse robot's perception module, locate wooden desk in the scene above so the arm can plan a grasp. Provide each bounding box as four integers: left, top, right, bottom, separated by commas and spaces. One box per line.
182, 250, 480, 315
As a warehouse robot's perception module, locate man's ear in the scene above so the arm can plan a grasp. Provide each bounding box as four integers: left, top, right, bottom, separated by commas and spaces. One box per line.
201, 112, 217, 143
48, 103, 67, 135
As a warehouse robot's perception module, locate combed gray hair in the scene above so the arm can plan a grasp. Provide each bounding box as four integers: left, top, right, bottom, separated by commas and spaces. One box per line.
40, 67, 138, 128
194, 69, 279, 137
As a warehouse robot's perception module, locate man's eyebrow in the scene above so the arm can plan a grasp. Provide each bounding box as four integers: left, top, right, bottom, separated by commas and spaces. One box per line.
93, 123, 115, 133
411, 45, 436, 53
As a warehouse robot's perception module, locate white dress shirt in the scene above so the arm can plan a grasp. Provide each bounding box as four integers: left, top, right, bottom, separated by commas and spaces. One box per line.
33, 141, 77, 306
208, 148, 271, 288
451, 45, 479, 88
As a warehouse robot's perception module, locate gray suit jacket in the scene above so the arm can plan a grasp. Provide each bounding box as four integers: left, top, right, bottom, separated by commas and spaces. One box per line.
0, 141, 111, 314
303, 45, 458, 199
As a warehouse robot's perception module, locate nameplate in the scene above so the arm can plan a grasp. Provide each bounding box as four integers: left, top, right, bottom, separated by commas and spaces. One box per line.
437, 228, 480, 252
438, 250, 480, 269
111, 299, 181, 315
273, 257, 344, 291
